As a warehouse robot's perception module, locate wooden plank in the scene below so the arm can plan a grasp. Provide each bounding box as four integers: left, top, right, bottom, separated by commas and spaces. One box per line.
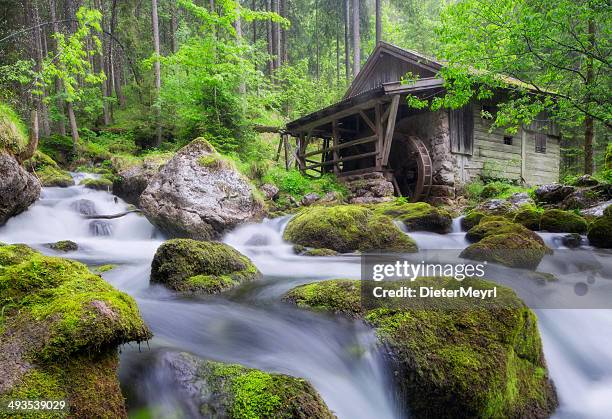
478, 148, 522, 161
304, 151, 378, 170
332, 120, 340, 174
292, 96, 387, 134
359, 110, 376, 133
338, 167, 385, 178
375, 103, 383, 168
381, 94, 400, 166
300, 135, 377, 158
284, 134, 290, 170
275, 134, 283, 162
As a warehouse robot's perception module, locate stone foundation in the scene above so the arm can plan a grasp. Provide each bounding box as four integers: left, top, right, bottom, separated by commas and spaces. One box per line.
343, 172, 395, 204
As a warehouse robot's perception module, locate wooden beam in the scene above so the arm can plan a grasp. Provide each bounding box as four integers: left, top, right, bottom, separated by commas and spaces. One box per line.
359, 110, 376, 133
304, 151, 378, 170
291, 96, 388, 134
332, 120, 340, 174
282, 135, 290, 169
295, 134, 303, 170
375, 103, 383, 168
300, 135, 377, 158
381, 94, 400, 166
275, 133, 283, 162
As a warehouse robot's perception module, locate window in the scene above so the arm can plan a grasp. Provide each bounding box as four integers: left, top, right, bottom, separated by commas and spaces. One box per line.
503, 136, 513, 145
535, 133, 547, 153
450, 105, 474, 155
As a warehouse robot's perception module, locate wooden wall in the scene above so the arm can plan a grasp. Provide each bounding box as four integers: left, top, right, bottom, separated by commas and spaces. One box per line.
453, 104, 560, 186
348, 54, 435, 98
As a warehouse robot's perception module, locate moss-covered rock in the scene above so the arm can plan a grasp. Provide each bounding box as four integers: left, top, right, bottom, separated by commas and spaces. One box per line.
461, 211, 486, 231
150, 239, 260, 294
479, 215, 509, 224
284, 278, 557, 419
80, 177, 113, 191
540, 209, 588, 233
587, 215, 612, 248
302, 248, 339, 257
161, 351, 335, 419
0, 244, 151, 417
513, 207, 542, 231
604, 205, 612, 218
283, 205, 417, 253
25, 150, 74, 187
369, 200, 453, 233
465, 220, 544, 246
47, 240, 78, 252
460, 233, 550, 270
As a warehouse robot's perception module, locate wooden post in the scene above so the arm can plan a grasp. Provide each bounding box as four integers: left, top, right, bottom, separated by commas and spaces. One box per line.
381, 95, 400, 166
275, 133, 283, 162
520, 126, 527, 184
284, 134, 290, 170
375, 103, 383, 169
332, 120, 340, 175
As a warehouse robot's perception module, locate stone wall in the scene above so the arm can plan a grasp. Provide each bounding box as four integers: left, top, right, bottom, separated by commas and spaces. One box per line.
396, 109, 456, 204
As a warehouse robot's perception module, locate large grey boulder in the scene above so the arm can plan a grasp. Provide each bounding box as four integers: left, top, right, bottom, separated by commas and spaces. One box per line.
112, 157, 168, 205
0, 152, 40, 225
139, 138, 263, 239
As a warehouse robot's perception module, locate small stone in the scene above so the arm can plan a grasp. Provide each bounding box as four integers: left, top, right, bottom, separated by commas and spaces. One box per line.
300, 192, 320, 206
260, 183, 280, 200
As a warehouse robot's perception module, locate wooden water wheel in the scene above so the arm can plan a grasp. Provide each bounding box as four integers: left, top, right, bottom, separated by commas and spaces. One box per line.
388, 134, 433, 202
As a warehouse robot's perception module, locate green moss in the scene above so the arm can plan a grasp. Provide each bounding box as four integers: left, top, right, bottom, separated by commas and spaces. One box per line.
284, 280, 361, 315
284, 278, 556, 418
604, 205, 612, 218
369, 200, 453, 233
79, 177, 113, 191
283, 205, 417, 253
461, 211, 486, 230
460, 233, 550, 270
48, 240, 78, 252
587, 215, 612, 248
3, 352, 128, 418
466, 220, 544, 246
150, 239, 260, 294
198, 154, 233, 171
540, 209, 588, 233
0, 245, 151, 362
0, 102, 28, 155
197, 358, 334, 419
513, 207, 542, 231
302, 248, 338, 256
91, 264, 116, 274
0, 245, 151, 417
24, 151, 74, 187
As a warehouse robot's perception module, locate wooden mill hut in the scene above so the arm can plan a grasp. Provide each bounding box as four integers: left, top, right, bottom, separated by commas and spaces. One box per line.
284, 42, 560, 202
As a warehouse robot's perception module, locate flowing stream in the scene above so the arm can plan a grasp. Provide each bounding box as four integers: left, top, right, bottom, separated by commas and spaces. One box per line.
0, 176, 611, 418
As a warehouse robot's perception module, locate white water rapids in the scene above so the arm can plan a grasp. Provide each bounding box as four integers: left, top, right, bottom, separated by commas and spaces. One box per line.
0, 176, 611, 418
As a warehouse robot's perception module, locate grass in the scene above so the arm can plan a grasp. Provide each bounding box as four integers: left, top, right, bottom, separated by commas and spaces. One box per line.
0, 101, 28, 154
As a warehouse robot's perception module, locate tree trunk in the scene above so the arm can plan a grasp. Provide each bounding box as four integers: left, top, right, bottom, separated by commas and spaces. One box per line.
266, 0, 273, 74
252, 0, 257, 44
375, 0, 381, 44
280, 0, 287, 63
171, 0, 178, 53
344, 0, 350, 81
584, 17, 595, 174
96, 0, 110, 126
109, 0, 125, 107
32, 0, 51, 137
49, 0, 67, 136
67, 101, 79, 154
352, 0, 360, 76
151, 0, 163, 147
315, 0, 319, 79
273, 0, 281, 68
234, 3, 246, 95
